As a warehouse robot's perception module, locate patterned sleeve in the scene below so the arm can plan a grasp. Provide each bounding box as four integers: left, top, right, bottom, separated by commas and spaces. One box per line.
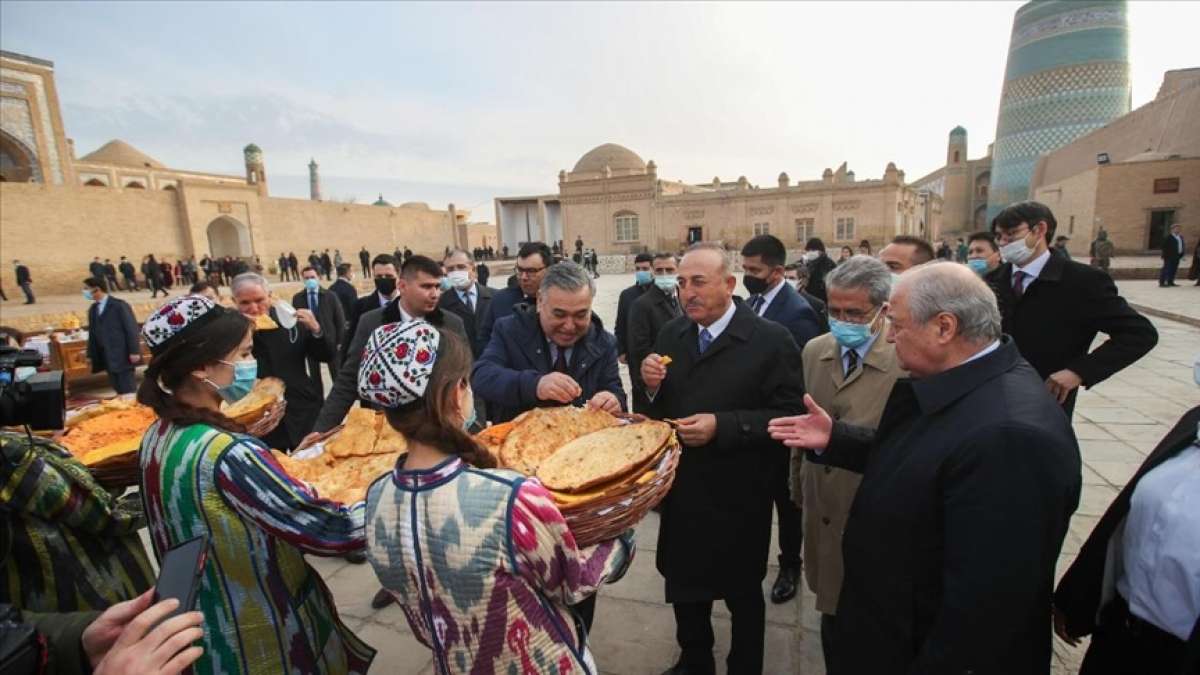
508, 479, 634, 606
215, 439, 366, 556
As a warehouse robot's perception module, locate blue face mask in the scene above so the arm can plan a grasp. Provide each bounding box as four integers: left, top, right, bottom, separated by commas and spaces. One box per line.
439, 276, 453, 292
207, 359, 257, 403
829, 308, 880, 349
82, 290, 94, 302
654, 274, 678, 291
966, 258, 990, 276
635, 270, 653, 285
304, 278, 320, 291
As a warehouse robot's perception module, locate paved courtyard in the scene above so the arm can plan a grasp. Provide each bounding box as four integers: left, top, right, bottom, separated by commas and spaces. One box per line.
12, 270, 1197, 674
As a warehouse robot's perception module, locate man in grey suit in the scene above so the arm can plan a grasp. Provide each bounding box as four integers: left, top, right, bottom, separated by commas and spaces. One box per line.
83, 277, 141, 394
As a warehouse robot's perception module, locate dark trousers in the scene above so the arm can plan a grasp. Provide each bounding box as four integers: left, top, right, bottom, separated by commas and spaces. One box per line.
108, 368, 137, 395
1159, 257, 1181, 285
820, 613, 836, 673
20, 281, 34, 303
361, 262, 370, 277
123, 275, 138, 291
1080, 594, 1189, 675
772, 449, 802, 568
572, 595, 596, 636
673, 592, 765, 674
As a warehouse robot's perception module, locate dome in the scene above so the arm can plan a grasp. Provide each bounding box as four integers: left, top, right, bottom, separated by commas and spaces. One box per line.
244, 143, 262, 153
571, 143, 646, 176
372, 193, 392, 207
399, 201, 430, 210
79, 140, 164, 169
950, 126, 967, 137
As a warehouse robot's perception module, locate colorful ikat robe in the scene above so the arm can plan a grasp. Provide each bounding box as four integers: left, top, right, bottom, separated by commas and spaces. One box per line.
140, 421, 375, 675
366, 455, 635, 674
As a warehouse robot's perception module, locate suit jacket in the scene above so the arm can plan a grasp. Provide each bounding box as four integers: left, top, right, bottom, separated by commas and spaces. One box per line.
329, 278, 358, 323
1054, 406, 1200, 646
85, 297, 139, 375
793, 332, 905, 616
813, 338, 1081, 674
646, 302, 805, 601
805, 254, 837, 303
119, 262, 136, 279
253, 307, 335, 450
315, 302, 467, 433
801, 290, 830, 331
88, 262, 105, 279
626, 284, 682, 412
471, 307, 625, 423
15, 266, 30, 285
437, 282, 494, 357
1162, 233, 1185, 261
986, 253, 1158, 414
344, 292, 391, 359
292, 287, 346, 365
614, 282, 650, 357
760, 280, 824, 351
476, 285, 533, 350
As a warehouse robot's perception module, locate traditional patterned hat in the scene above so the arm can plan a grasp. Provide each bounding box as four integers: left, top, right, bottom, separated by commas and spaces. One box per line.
357, 320, 440, 408
142, 295, 225, 355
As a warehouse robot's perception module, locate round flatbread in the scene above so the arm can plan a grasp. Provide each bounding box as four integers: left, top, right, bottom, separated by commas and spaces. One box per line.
536, 421, 673, 493
499, 406, 619, 475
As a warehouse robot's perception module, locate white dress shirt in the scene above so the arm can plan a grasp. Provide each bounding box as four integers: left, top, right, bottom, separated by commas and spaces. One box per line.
700, 301, 738, 342
752, 279, 786, 317
1115, 442, 1200, 640
1013, 249, 1051, 293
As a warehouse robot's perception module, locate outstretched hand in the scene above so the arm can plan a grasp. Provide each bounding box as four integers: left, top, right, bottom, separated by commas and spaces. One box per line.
767, 394, 833, 450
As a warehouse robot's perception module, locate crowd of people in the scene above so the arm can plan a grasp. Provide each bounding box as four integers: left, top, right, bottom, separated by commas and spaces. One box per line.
3, 198, 1198, 675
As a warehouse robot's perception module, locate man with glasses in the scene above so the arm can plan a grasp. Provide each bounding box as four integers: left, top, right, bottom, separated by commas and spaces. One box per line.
789, 255, 905, 671
477, 241, 552, 349
987, 201, 1157, 417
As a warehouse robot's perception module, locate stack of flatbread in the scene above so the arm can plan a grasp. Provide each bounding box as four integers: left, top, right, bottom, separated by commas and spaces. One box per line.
60, 399, 157, 465
221, 377, 285, 426
536, 421, 676, 509
271, 406, 408, 504
497, 406, 619, 475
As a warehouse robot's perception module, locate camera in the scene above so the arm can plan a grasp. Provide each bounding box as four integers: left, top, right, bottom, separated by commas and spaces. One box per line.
0, 346, 65, 431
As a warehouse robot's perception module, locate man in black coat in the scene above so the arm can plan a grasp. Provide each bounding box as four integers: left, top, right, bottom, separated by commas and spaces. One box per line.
319, 250, 333, 281
329, 263, 358, 322
438, 249, 494, 358
1054, 403, 1200, 675
616, 253, 654, 365
987, 201, 1158, 416
118, 257, 138, 291
83, 277, 141, 394
640, 243, 805, 675
769, 262, 1081, 675
358, 247, 370, 278
293, 266, 346, 386
477, 241, 551, 348
344, 254, 401, 359
1159, 222, 1186, 287
88, 258, 106, 282
13, 260, 34, 304
627, 252, 682, 414
102, 260, 120, 292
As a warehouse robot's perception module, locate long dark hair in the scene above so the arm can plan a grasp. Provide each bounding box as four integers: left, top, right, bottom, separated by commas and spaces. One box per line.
137, 310, 252, 432
382, 330, 494, 468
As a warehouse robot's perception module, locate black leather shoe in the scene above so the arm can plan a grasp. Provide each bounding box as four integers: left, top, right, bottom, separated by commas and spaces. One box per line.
344, 550, 367, 564
660, 662, 715, 675
770, 564, 801, 604
370, 587, 397, 609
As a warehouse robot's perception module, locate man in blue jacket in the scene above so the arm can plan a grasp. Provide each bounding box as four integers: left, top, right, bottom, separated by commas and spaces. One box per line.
473, 260, 625, 424
476, 241, 552, 349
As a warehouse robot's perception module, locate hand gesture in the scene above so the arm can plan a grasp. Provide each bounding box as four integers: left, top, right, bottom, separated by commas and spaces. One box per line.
86, 590, 205, 675
767, 394, 833, 450
537, 372, 582, 403
294, 308, 321, 333
587, 390, 622, 413
641, 353, 668, 391
674, 413, 717, 447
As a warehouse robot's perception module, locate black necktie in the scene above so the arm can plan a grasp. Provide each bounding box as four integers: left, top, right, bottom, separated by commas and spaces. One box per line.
309, 291, 318, 312
845, 348, 859, 377
553, 347, 568, 373
748, 295, 764, 313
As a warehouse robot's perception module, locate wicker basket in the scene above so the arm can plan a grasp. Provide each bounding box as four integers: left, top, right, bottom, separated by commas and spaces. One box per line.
85, 451, 142, 489
558, 444, 679, 548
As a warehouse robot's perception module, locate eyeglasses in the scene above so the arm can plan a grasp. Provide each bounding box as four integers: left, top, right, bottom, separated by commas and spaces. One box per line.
994, 224, 1034, 244
829, 305, 883, 324
516, 265, 546, 277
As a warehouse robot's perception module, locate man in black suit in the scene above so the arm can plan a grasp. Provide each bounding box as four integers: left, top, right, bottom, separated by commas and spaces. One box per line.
293, 265, 346, 386
475, 260, 490, 287
1054, 399, 1200, 675
641, 243, 805, 675
615, 253, 654, 366
987, 201, 1158, 416
118, 256, 138, 291
83, 277, 141, 394
14, 260, 34, 304
358, 247, 370, 278
477, 241, 551, 348
88, 257, 106, 282
627, 252, 682, 414
319, 249, 333, 281
1159, 222, 1186, 287
769, 262, 1081, 675
438, 249, 494, 357
344, 254, 401, 359
329, 263, 358, 323
102, 259, 120, 292
740, 234, 823, 605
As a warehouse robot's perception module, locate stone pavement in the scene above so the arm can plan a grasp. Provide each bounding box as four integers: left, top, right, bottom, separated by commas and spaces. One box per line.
35, 268, 1200, 674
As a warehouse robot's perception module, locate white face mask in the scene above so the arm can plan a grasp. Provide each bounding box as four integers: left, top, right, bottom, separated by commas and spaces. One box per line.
803, 251, 819, 262
1000, 232, 1038, 266
447, 270, 471, 290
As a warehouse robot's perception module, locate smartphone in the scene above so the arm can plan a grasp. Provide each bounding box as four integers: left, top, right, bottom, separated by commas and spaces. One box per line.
153, 535, 209, 623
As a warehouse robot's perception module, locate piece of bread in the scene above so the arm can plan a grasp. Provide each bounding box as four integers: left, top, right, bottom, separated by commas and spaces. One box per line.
254, 313, 278, 331
499, 406, 619, 475
222, 377, 285, 423
61, 405, 157, 463
326, 408, 382, 458
536, 421, 673, 493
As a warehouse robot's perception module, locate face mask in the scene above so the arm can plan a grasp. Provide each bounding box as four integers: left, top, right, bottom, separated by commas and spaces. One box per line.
303, 278, 319, 291
438, 276, 453, 292
447, 270, 471, 289
654, 274, 678, 291
635, 270, 653, 286
743, 273, 768, 295
206, 358, 257, 403
803, 251, 819, 262
829, 308, 880, 349
1000, 233, 1037, 266
82, 290, 94, 302
785, 278, 799, 290
966, 259, 990, 276
375, 277, 397, 296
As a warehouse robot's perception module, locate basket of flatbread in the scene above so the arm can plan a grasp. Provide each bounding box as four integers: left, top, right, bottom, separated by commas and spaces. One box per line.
58, 397, 157, 488
222, 377, 286, 437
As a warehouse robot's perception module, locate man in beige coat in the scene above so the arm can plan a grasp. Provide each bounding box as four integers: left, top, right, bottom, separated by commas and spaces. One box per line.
790, 254, 906, 671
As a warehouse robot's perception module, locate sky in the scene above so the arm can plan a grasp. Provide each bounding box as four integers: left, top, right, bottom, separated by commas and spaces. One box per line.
2, 1, 1197, 220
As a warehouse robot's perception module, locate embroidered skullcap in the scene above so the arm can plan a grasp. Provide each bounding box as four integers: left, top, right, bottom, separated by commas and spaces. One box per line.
141, 294, 225, 355
357, 320, 440, 408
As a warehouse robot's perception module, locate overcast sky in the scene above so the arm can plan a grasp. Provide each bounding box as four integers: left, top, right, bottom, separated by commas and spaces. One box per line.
2, 1, 1196, 219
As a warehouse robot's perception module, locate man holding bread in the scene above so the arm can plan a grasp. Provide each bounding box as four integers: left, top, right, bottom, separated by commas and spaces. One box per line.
641, 242, 805, 675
